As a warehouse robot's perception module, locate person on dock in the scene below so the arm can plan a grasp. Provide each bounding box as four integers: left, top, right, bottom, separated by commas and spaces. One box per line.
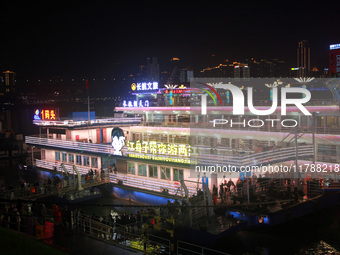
219, 183, 225, 203
53, 204, 62, 225
113, 163, 117, 174
212, 184, 218, 197
227, 179, 235, 192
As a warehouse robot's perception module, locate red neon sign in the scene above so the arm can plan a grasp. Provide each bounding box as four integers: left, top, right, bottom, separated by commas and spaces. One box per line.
41, 109, 56, 120
165, 89, 185, 94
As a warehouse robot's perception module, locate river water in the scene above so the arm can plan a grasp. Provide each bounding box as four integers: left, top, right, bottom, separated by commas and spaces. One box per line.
1, 158, 340, 255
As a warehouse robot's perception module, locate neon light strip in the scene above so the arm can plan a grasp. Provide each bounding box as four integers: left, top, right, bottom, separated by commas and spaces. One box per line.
203, 83, 223, 105
115, 105, 339, 113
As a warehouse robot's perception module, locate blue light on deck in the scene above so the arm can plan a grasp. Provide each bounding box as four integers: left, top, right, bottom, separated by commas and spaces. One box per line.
113, 187, 175, 205
263, 217, 269, 224
228, 211, 243, 218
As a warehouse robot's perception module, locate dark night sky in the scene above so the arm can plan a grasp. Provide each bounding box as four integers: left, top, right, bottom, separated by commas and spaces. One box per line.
1, 1, 339, 79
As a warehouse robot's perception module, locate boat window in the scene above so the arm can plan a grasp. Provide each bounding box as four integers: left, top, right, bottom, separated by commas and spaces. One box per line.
173, 168, 183, 181
91, 157, 98, 168
55, 152, 61, 161
62, 152, 67, 162
138, 164, 147, 176
127, 162, 135, 174
160, 167, 170, 180
76, 155, 82, 165
83, 156, 89, 166
149, 165, 158, 178
68, 154, 74, 163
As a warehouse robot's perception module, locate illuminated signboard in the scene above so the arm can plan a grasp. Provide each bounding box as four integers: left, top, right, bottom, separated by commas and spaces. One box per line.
126, 141, 197, 164
164, 84, 187, 90
128, 153, 195, 164
127, 141, 192, 156
131, 82, 158, 91
164, 89, 186, 94
123, 100, 149, 107
34, 109, 57, 120
330, 44, 340, 50
111, 127, 125, 156
329, 44, 340, 76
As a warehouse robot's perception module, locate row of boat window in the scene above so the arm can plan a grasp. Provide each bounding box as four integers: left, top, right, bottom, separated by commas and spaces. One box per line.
53, 151, 98, 168
127, 162, 184, 181
44, 150, 184, 181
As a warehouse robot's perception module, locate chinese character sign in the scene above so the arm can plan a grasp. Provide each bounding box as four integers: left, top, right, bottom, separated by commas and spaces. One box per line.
123, 100, 149, 107
131, 81, 158, 91
34, 109, 57, 120
127, 141, 191, 157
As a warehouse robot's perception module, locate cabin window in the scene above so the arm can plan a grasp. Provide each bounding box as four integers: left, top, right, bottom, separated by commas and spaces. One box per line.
68, 154, 74, 163
91, 157, 98, 168
55, 152, 61, 161
127, 162, 135, 174
148, 165, 158, 178
160, 167, 170, 180
41, 150, 46, 160
62, 152, 67, 162
83, 156, 89, 166
76, 155, 82, 165
173, 168, 183, 181
138, 164, 147, 176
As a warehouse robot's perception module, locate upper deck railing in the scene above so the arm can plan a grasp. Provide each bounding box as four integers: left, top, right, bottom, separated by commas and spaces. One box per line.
136, 121, 340, 135
116, 99, 337, 108
26, 136, 314, 167
26, 136, 115, 155
33, 117, 141, 127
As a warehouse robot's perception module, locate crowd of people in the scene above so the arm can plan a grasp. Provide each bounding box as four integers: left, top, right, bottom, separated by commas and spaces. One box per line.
211, 175, 329, 206
0, 195, 181, 243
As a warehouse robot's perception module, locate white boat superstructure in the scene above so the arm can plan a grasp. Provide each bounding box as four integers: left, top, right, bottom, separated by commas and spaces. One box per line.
25, 78, 340, 200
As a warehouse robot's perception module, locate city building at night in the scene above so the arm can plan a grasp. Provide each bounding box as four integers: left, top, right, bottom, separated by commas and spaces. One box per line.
297, 40, 311, 77
329, 43, 340, 77
0, 70, 16, 95
199, 58, 289, 78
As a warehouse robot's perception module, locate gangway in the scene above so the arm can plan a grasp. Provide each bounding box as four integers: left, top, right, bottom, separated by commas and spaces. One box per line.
73, 165, 84, 191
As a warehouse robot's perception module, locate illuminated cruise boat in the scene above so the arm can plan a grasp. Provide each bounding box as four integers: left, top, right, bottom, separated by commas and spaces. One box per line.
25, 77, 340, 206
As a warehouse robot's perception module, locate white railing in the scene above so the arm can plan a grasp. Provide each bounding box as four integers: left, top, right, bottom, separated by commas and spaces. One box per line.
26, 136, 115, 154
27, 136, 314, 168
109, 173, 197, 197
33, 117, 141, 127
35, 159, 197, 197
197, 145, 314, 167
36, 159, 89, 175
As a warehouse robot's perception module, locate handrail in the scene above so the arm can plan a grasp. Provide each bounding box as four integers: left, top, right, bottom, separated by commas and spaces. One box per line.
33, 117, 142, 127
136, 121, 340, 135
27, 136, 314, 167
26, 136, 115, 155
35, 159, 198, 197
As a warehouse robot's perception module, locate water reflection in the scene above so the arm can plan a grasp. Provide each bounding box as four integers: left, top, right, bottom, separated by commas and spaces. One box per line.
296, 241, 340, 255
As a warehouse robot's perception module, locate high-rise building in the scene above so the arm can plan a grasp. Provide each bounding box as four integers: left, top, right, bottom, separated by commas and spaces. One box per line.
0, 71, 16, 99
146, 57, 160, 82
1, 70, 16, 95
329, 43, 340, 77
297, 40, 311, 77
234, 64, 250, 78
179, 69, 194, 82
199, 63, 234, 78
